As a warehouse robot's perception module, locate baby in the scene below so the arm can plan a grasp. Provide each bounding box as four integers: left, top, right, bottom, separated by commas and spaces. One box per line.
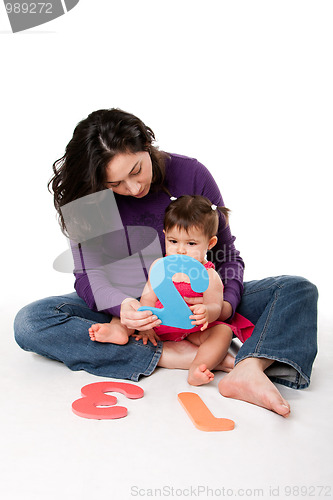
89, 195, 248, 386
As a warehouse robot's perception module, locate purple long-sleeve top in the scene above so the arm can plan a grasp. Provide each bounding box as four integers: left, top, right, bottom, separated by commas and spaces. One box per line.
71, 153, 244, 318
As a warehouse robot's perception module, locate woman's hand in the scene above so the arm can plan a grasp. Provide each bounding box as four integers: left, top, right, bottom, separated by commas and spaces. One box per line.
120, 298, 162, 331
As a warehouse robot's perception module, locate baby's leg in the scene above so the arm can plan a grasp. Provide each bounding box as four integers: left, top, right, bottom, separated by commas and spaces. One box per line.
186, 325, 233, 386
89, 317, 134, 345
188, 329, 235, 373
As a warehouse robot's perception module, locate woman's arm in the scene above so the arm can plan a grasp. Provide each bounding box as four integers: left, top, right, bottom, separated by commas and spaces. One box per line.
72, 241, 162, 331
195, 161, 245, 317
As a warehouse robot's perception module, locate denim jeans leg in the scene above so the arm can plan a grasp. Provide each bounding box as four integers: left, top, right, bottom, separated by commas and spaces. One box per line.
14, 292, 163, 381
235, 275, 318, 389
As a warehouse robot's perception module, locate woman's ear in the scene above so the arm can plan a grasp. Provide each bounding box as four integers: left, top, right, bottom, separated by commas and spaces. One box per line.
208, 236, 218, 250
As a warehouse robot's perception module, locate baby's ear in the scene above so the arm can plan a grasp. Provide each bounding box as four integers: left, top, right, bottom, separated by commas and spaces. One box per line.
208, 236, 218, 250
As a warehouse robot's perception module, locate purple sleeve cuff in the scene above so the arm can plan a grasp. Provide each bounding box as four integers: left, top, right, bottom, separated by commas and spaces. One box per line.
74, 272, 126, 318
223, 281, 243, 319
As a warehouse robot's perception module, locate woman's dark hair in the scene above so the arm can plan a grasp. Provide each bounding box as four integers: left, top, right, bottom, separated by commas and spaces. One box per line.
48, 108, 169, 234
164, 195, 230, 239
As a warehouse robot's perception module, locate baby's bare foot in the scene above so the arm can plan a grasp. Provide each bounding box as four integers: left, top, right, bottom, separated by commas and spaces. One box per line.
218, 357, 290, 417
89, 319, 130, 345
188, 364, 215, 386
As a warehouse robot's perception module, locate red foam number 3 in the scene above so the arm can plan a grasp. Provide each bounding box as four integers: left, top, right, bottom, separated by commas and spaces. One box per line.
72, 382, 144, 420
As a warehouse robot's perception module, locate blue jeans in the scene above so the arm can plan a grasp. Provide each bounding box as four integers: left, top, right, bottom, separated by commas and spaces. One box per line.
14, 275, 318, 388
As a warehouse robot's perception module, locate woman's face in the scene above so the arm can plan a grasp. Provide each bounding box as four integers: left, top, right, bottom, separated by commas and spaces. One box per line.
105, 151, 153, 197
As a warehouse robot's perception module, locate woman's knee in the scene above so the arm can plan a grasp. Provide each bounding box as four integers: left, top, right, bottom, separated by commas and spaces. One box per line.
14, 303, 35, 350
280, 275, 318, 301
300, 276, 318, 301
14, 298, 53, 351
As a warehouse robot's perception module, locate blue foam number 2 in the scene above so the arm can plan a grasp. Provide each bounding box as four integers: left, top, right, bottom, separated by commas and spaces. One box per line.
138, 255, 209, 329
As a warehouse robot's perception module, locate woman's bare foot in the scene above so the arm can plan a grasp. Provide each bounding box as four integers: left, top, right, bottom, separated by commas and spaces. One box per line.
218, 357, 290, 417
188, 364, 214, 386
89, 318, 132, 345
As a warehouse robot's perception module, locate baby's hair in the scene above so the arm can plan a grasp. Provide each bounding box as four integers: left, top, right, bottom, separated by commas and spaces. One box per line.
164, 195, 230, 239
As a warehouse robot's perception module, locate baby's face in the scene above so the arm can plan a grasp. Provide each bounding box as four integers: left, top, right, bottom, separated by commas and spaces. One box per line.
164, 226, 216, 263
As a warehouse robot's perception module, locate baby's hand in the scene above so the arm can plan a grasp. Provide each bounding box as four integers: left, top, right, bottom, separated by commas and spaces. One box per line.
189, 304, 209, 331
132, 329, 161, 346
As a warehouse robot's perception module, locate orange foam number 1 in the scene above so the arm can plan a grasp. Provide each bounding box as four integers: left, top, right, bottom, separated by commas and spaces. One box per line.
178, 392, 235, 431
72, 382, 144, 420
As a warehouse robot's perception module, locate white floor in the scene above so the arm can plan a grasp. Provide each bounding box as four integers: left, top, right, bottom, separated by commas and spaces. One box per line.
1, 304, 332, 500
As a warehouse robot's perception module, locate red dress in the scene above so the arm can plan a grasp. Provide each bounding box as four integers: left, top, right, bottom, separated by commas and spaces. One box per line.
153, 261, 254, 343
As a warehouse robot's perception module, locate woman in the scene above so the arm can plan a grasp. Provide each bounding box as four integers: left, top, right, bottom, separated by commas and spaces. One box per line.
14, 108, 318, 417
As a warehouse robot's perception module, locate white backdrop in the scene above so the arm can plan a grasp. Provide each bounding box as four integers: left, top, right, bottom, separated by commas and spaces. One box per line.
1, 3, 333, 500
1, 0, 332, 328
